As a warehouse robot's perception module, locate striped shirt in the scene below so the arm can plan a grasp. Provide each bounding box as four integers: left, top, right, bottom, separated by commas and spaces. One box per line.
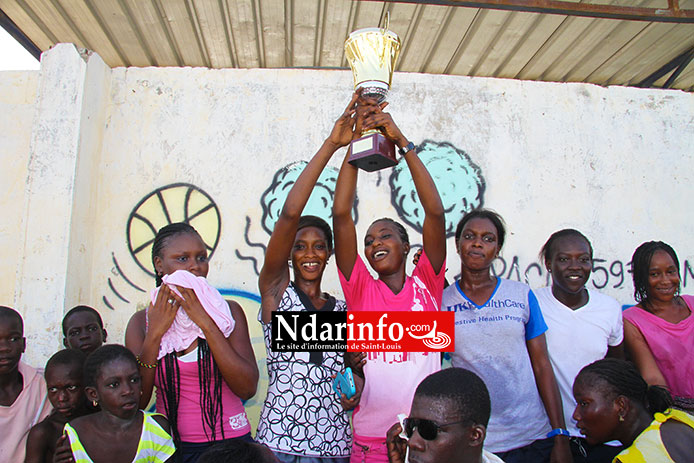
64, 411, 175, 462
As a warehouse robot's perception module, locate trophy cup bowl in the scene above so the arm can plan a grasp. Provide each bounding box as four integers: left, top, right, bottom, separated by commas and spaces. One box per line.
345, 27, 402, 172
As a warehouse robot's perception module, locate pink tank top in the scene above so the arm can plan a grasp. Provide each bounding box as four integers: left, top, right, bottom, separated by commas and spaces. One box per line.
623, 295, 694, 398
154, 347, 251, 442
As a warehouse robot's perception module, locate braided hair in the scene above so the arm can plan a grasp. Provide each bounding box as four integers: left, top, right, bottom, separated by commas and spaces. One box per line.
631, 241, 680, 303
576, 358, 672, 416
151, 222, 199, 287
84, 344, 137, 388
151, 223, 226, 450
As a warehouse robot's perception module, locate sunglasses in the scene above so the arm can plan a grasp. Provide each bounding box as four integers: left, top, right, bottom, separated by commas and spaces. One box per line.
403, 417, 468, 440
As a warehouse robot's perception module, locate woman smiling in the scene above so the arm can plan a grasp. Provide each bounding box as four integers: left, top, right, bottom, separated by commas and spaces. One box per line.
442, 210, 570, 463
535, 229, 624, 462
623, 241, 694, 411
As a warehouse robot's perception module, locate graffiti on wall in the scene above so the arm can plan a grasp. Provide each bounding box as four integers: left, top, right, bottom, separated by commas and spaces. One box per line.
103, 183, 221, 310
461, 255, 694, 305
392, 140, 485, 237
236, 140, 486, 276
236, 161, 359, 275
126, 183, 221, 276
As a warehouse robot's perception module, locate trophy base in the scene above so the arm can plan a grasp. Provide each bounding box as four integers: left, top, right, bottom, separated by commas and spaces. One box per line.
348, 133, 397, 172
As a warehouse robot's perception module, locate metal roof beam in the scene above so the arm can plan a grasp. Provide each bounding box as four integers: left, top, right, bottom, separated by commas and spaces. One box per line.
377, 0, 694, 23
0, 8, 41, 59
638, 46, 694, 87
663, 47, 694, 88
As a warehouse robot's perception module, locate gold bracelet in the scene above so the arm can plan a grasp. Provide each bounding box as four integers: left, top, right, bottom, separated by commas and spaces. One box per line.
136, 355, 157, 369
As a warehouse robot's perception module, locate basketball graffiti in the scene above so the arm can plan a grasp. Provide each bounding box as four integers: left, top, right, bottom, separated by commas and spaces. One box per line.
103, 183, 221, 310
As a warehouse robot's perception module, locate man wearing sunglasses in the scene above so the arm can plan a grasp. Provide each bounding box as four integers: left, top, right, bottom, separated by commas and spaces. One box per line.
386, 368, 504, 463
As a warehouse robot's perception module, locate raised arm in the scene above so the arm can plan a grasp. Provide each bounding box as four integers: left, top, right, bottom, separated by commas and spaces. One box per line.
332, 98, 371, 280
361, 108, 446, 273
624, 319, 668, 388
259, 92, 359, 322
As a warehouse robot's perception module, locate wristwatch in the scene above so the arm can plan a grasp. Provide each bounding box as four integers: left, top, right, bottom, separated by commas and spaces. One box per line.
398, 141, 415, 156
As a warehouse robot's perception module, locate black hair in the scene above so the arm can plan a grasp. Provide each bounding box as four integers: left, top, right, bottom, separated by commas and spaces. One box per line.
198, 440, 276, 463
157, 339, 223, 451
46, 349, 87, 377
415, 367, 491, 427
631, 241, 680, 303
83, 344, 138, 388
576, 359, 672, 416
151, 222, 202, 287
370, 217, 409, 246
455, 209, 506, 251
62, 305, 104, 336
0, 306, 23, 333
150, 223, 223, 456
297, 215, 333, 253
540, 229, 593, 266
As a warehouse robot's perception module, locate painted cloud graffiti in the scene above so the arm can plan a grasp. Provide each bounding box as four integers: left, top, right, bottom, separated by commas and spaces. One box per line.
389, 140, 485, 237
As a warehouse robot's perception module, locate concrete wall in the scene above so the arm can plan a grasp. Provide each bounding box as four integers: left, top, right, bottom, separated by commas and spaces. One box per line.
2, 43, 693, 428
0, 70, 37, 303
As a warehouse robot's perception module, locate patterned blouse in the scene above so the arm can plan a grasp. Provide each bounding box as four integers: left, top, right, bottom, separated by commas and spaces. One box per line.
256, 283, 352, 457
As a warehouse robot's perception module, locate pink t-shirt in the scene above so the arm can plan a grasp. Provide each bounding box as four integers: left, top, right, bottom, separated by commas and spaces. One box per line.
155, 349, 251, 442
623, 295, 694, 398
338, 251, 444, 440
0, 362, 51, 463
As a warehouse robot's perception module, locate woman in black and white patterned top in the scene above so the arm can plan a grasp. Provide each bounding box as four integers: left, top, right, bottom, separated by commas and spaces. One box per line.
256, 94, 360, 462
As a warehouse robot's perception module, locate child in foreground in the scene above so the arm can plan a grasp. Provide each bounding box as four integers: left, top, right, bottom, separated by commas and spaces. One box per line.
25, 349, 91, 463
53, 344, 175, 463
0, 306, 51, 463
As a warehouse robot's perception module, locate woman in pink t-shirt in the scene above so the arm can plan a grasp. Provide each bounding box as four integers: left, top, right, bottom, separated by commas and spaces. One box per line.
332, 97, 446, 463
624, 241, 694, 411
125, 223, 259, 462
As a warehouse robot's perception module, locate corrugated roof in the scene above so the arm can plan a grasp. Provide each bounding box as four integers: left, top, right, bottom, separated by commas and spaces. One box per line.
2, 0, 693, 90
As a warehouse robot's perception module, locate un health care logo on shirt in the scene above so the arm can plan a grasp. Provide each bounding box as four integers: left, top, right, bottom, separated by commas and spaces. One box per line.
271, 311, 455, 352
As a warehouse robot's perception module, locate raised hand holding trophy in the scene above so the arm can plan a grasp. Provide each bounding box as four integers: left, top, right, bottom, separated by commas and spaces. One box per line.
344, 16, 402, 172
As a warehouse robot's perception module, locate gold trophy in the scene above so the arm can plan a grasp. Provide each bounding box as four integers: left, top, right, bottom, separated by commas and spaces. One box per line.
344, 17, 402, 172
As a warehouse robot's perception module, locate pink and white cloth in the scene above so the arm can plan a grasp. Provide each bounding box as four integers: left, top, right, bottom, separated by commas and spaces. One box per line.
149, 270, 235, 359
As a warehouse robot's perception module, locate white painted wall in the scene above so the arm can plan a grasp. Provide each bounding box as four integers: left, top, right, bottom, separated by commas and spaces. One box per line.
2, 44, 693, 427
0, 70, 37, 302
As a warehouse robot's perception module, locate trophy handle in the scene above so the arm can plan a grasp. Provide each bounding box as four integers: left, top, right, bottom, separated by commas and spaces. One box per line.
380, 11, 390, 36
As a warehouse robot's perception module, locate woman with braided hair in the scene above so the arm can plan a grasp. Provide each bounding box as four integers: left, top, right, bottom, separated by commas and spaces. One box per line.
126, 223, 258, 463
623, 241, 694, 411
572, 358, 694, 462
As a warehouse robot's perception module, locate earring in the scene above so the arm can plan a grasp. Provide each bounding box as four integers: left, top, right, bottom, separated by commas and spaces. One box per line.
618, 414, 624, 422
93, 400, 98, 407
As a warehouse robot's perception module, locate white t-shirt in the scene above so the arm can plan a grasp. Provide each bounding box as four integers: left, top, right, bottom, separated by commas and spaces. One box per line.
535, 287, 623, 437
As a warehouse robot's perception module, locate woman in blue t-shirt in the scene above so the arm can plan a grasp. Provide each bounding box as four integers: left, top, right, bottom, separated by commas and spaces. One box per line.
441, 209, 570, 463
